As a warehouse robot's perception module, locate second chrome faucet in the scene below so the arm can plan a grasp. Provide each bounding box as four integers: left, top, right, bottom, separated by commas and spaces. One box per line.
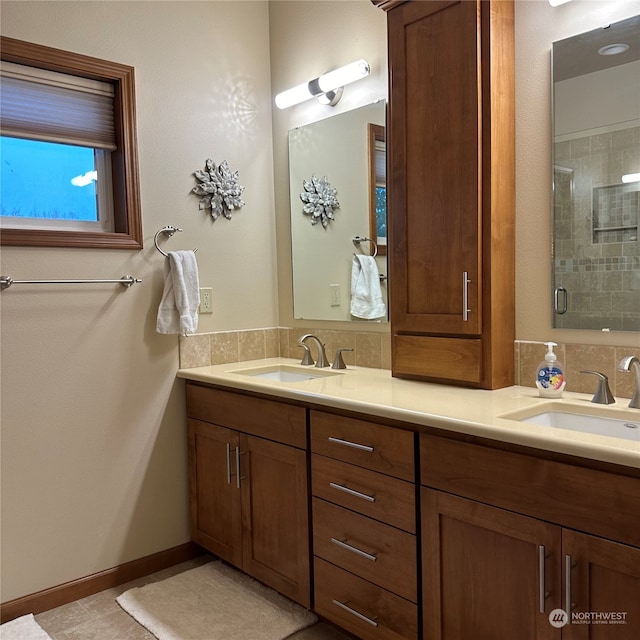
297, 334, 329, 368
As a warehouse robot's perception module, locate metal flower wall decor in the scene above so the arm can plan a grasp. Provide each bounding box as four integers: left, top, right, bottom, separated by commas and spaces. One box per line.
300, 175, 340, 227
192, 159, 245, 221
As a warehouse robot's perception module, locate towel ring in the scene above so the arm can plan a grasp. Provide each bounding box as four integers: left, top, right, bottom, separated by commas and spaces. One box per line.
154, 225, 197, 257
352, 235, 378, 258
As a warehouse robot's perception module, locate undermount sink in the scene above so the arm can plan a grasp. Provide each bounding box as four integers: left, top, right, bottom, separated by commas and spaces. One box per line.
501, 403, 640, 442
228, 364, 344, 383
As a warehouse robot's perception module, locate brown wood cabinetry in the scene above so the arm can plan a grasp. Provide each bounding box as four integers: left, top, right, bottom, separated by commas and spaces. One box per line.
421, 434, 640, 639
310, 411, 418, 640
186, 383, 310, 607
375, 0, 515, 388
182, 378, 640, 640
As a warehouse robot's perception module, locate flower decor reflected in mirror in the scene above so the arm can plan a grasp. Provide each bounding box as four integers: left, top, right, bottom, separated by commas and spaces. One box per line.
192, 158, 245, 221
300, 174, 340, 227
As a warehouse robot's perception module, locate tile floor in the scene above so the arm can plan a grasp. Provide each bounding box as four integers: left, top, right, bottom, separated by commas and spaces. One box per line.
34, 556, 353, 640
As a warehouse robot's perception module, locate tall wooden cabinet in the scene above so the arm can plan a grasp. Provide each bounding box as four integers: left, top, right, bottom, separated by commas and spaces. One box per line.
374, 0, 515, 388
186, 383, 311, 607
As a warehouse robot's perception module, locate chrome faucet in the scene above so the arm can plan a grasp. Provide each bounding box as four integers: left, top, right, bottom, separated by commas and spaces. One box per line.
580, 370, 615, 405
298, 334, 329, 368
617, 356, 640, 409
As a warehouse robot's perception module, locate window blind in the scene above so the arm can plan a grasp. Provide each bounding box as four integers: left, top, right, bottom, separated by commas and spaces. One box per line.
0, 61, 116, 150
375, 139, 386, 187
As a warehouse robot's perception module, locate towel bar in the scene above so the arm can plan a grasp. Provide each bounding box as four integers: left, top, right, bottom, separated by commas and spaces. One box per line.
1, 275, 141, 291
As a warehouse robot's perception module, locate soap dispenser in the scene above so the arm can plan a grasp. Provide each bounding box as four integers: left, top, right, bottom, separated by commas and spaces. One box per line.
535, 342, 566, 398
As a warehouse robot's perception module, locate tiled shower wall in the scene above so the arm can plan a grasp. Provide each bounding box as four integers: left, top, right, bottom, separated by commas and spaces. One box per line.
553, 126, 640, 331
179, 330, 639, 400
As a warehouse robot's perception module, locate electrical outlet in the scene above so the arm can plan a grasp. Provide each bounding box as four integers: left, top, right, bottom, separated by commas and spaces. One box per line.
329, 284, 341, 307
200, 288, 213, 314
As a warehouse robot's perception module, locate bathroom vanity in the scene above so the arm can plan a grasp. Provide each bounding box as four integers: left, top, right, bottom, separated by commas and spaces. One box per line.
179, 359, 640, 640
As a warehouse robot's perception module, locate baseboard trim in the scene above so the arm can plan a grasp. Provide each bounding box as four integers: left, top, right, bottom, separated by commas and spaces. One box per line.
0, 541, 203, 624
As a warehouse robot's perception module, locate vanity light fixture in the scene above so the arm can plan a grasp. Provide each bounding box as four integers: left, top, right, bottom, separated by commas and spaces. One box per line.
622, 172, 640, 183
597, 43, 630, 56
275, 59, 370, 110
548, 0, 572, 6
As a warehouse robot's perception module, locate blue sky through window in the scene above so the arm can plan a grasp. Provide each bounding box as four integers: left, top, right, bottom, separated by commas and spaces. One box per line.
1, 137, 98, 221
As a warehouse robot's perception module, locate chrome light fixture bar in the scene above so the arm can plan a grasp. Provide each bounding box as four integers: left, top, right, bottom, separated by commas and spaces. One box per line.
275, 59, 370, 109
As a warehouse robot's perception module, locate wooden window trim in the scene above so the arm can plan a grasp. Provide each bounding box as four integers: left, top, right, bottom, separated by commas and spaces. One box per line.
0, 37, 142, 249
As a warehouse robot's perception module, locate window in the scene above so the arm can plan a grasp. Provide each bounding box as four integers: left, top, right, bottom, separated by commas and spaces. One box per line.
368, 123, 387, 255
0, 37, 142, 249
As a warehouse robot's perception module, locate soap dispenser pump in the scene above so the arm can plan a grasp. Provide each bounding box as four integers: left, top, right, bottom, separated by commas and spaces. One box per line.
536, 342, 566, 398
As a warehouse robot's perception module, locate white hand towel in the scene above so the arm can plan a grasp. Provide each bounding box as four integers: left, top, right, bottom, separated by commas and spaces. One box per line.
156, 250, 200, 336
350, 254, 386, 320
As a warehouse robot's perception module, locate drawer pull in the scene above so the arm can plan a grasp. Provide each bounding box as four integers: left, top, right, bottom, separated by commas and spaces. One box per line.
328, 436, 374, 453
329, 482, 375, 502
331, 537, 377, 562
332, 600, 378, 627
225, 443, 232, 484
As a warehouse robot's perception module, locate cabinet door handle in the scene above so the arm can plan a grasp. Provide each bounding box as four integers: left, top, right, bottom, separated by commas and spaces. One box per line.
332, 600, 378, 627
538, 545, 550, 613
462, 271, 471, 321
235, 447, 242, 489
225, 443, 232, 484
565, 554, 574, 620
331, 537, 377, 562
329, 482, 375, 503
328, 436, 374, 453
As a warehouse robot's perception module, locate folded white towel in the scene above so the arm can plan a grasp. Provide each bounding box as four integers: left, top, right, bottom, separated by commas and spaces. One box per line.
156, 250, 200, 336
350, 254, 386, 320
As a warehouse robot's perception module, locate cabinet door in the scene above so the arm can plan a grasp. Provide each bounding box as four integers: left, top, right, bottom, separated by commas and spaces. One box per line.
422, 488, 560, 639
239, 434, 310, 607
187, 419, 242, 567
563, 529, 640, 639
388, 0, 481, 336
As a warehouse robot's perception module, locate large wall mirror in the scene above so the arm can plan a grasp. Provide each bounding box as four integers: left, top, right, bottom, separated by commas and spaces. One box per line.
552, 15, 639, 331
289, 101, 388, 322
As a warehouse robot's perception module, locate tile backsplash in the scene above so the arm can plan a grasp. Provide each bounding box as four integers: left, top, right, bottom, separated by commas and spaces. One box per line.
179, 327, 391, 371
515, 340, 640, 400
180, 330, 639, 401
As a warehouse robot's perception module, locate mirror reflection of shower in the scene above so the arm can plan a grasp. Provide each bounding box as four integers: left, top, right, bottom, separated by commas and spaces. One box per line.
552, 14, 640, 331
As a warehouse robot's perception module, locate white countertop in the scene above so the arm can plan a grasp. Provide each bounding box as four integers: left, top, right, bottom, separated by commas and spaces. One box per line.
178, 358, 640, 469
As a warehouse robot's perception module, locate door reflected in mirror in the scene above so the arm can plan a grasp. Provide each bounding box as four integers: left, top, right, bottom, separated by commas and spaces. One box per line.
289, 101, 388, 322
552, 15, 640, 331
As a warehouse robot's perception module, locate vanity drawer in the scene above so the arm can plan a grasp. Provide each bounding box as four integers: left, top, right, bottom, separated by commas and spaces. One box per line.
314, 557, 418, 640
313, 498, 417, 602
186, 383, 306, 448
421, 434, 640, 547
312, 454, 416, 533
310, 411, 415, 481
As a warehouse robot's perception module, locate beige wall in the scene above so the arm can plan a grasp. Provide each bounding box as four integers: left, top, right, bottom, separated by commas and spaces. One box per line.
0, 0, 276, 601
2, 0, 639, 605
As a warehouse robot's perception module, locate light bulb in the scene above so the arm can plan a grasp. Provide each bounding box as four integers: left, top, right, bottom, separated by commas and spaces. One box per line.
318, 60, 370, 94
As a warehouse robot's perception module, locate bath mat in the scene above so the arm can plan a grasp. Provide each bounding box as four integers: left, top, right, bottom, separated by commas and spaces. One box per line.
116, 561, 317, 640
0, 614, 53, 640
